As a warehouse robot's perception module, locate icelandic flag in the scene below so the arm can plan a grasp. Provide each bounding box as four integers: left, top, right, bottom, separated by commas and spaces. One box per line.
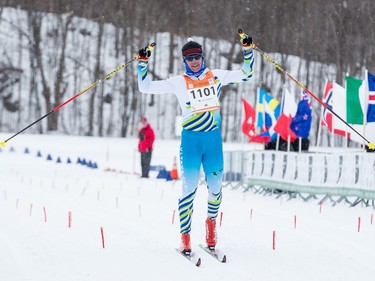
367, 71, 375, 122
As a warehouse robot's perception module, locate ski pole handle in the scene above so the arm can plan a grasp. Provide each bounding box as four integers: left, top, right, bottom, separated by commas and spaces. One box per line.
238, 28, 255, 49
147, 42, 156, 51
238, 29, 246, 39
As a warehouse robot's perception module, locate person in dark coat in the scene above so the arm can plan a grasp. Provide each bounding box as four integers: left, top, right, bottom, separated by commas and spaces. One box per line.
138, 116, 155, 178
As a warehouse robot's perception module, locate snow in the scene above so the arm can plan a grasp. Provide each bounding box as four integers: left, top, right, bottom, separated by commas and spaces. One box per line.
1, 133, 375, 281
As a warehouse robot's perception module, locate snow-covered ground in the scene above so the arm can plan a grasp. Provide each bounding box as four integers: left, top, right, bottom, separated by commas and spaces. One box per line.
0, 133, 374, 281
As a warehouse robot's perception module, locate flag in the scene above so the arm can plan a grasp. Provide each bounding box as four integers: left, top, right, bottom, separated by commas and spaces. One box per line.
366, 71, 375, 122
346, 76, 364, 124
332, 82, 350, 137
256, 88, 281, 130
251, 131, 272, 143
290, 99, 312, 138
241, 98, 256, 139
321, 82, 333, 130
251, 101, 278, 143
349, 71, 375, 144
254, 88, 281, 142
331, 81, 375, 145
274, 87, 298, 142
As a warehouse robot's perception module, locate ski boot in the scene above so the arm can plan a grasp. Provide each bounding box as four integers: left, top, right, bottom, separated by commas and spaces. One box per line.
205, 217, 217, 250
180, 233, 192, 255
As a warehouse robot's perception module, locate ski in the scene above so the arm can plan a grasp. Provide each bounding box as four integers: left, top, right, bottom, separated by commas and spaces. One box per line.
175, 249, 201, 267
198, 244, 227, 263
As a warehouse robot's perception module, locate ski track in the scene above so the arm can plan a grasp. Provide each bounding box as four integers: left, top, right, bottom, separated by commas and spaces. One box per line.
0, 134, 374, 281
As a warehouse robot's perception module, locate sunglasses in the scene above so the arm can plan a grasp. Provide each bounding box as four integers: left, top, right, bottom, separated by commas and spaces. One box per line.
184, 54, 203, 62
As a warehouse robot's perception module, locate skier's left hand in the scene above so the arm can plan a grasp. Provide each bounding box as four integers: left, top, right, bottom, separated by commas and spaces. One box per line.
238, 29, 254, 50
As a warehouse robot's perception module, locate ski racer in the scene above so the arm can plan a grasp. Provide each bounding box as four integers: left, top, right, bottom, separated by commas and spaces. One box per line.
137, 30, 254, 255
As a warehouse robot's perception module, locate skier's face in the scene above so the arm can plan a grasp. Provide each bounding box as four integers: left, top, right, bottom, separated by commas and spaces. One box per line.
184, 54, 203, 72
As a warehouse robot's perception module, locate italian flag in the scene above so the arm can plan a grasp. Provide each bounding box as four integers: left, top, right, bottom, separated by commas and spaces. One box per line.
346, 76, 365, 125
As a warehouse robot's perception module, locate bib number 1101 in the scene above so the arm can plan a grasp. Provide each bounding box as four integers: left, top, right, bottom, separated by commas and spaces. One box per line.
187, 84, 220, 114
189, 86, 216, 99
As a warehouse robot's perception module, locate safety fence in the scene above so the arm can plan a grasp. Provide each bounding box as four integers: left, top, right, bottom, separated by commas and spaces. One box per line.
222, 150, 375, 206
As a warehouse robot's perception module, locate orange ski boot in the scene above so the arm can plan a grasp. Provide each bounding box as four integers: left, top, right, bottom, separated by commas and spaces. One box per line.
180, 233, 192, 255
205, 217, 217, 250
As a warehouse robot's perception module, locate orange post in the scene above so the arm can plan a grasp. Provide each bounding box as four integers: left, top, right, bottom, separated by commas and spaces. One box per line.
170, 156, 179, 180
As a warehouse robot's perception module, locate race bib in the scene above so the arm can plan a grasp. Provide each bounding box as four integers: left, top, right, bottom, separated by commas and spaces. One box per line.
187, 84, 220, 114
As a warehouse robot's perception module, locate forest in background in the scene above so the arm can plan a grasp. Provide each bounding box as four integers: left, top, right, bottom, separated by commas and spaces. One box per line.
0, 0, 374, 145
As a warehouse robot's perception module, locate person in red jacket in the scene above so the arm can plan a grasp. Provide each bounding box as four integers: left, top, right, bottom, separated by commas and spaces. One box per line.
138, 116, 155, 178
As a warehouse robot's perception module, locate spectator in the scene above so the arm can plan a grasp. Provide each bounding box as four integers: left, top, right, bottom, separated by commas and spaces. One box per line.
138, 116, 155, 178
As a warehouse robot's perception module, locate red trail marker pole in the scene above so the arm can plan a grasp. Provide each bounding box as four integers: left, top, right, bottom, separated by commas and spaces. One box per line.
68, 211, 72, 228
171, 209, 176, 224
358, 217, 361, 233
100, 227, 105, 249
43, 206, 47, 223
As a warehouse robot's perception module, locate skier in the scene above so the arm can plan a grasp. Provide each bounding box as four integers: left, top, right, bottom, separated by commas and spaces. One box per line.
137, 30, 254, 255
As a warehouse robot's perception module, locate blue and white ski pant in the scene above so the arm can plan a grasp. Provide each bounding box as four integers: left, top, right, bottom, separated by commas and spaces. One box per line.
178, 129, 223, 234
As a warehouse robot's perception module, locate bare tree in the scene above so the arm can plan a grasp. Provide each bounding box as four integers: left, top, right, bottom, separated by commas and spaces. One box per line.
2, 0, 375, 142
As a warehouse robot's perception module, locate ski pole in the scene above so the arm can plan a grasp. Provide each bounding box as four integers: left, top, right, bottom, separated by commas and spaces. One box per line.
238, 29, 374, 149
0, 42, 156, 148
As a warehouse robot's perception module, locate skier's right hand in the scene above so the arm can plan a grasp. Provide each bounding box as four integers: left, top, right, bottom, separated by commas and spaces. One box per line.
138, 46, 151, 61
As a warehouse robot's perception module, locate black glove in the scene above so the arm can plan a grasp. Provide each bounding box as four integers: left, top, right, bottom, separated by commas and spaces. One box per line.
138, 47, 151, 61
240, 35, 253, 49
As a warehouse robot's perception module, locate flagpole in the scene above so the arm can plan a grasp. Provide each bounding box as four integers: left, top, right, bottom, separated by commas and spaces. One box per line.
344, 77, 349, 149
362, 69, 369, 150
331, 80, 336, 149
316, 80, 327, 148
